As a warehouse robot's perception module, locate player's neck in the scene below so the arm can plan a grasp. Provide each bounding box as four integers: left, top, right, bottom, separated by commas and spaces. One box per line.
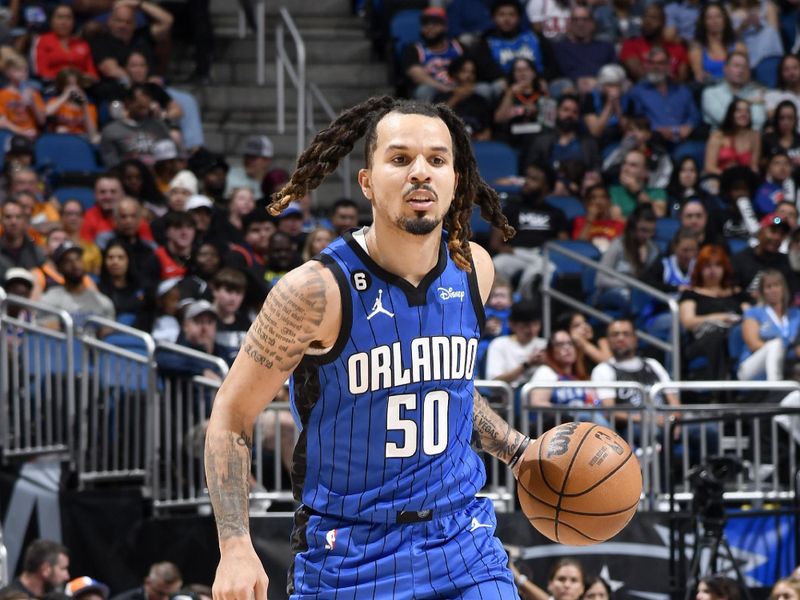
364, 222, 441, 286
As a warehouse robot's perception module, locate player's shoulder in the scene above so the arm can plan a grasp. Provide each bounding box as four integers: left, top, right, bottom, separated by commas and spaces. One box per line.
469, 241, 494, 304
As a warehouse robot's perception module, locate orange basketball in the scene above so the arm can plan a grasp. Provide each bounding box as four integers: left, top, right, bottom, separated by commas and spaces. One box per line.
517, 421, 642, 546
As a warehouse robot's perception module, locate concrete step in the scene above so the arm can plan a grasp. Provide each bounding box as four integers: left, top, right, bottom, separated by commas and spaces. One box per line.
211, 35, 374, 63
210, 0, 353, 18
202, 123, 369, 158
210, 13, 366, 36
178, 83, 392, 112
171, 59, 387, 87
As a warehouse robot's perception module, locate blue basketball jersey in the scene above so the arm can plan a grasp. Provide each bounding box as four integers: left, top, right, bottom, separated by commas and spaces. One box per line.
289, 228, 487, 520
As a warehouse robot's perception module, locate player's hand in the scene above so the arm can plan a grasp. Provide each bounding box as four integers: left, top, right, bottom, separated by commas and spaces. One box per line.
213, 541, 269, 600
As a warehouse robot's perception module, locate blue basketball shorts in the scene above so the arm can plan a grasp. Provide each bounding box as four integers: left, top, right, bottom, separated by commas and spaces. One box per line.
288, 496, 519, 599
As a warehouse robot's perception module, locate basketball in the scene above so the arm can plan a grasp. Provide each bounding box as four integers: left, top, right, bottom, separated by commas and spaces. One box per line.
517, 421, 642, 546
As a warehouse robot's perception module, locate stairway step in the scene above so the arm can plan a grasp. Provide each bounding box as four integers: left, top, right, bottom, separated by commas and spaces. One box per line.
171, 60, 387, 86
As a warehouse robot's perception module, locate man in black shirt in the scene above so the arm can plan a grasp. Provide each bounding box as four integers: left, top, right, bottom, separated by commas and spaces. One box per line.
0, 539, 70, 599
0, 199, 45, 270
733, 214, 797, 299
110, 563, 182, 600
490, 164, 568, 299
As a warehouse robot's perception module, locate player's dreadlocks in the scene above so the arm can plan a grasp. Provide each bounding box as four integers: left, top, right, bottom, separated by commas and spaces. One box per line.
269, 95, 515, 272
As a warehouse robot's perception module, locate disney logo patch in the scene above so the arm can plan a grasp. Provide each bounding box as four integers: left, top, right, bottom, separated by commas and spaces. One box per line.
437, 286, 465, 301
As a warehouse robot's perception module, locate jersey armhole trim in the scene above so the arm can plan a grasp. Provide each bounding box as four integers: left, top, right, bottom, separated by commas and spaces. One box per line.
312, 254, 352, 365
467, 255, 486, 335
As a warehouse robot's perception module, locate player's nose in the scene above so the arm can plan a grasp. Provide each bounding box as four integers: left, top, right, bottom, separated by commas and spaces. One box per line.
408, 155, 432, 182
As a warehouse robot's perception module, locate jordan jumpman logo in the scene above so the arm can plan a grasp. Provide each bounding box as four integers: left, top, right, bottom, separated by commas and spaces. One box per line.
367, 289, 394, 320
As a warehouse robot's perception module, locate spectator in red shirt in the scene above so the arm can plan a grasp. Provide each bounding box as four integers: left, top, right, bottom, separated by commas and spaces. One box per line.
572, 184, 624, 252
79, 174, 153, 243
619, 4, 689, 82
148, 211, 195, 281
33, 5, 98, 82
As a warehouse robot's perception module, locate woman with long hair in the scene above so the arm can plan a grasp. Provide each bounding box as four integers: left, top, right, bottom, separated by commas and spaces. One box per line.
762, 100, 800, 172
114, 159, 167, 218
704, 98, 761, 176
765, 54, 800, 118
556, 311, 612, 371
595, 204, 659, 306
667, 157, 714, 217
494, 57, 549, 148
98, 240, 145, 323
769, 578, 800, 600
33, 4, 97, 81
583, 577, 613, 600
301, 227, 335, 262
689, 3, 746, 82
737, 269, 800, 380
679, 245, 751, 379
228, 187, 256, 232
696, 576, 742, 600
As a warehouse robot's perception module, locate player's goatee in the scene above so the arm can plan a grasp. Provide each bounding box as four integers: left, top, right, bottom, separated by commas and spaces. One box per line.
398, 215, 441, 235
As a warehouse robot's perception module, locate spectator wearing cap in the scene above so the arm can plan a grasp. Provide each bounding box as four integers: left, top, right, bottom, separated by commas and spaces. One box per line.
95, 197, 158, 284
401, 7, 465, 102
0, 50, 46, 138
147, 211, 195, 282
80, 174, 154, 244
154, 300, 226, 379
31, 227, 98, 299
211, 267, 249, 365
99, 84, 172, 167
627, 46, 700, 149
150, 169, 198, 243
0, 198, 45, 270
754, 150, 797, 218
551, 7, 616, 94
60, 200, 103, 276
581, 64, 630, 149
39, 241, 114, 329
64, 577, 109, 600
2, 268, 34, 340
188, 148, 228, 206
733, 214, 798, 299
186, 194, 239, 250
135, 276, 181, 342
485, 300, 546, 389
275, 201, 307, 247
224, 135, 276, 201
0, 540, 70, 599
152, 139, 184, 195
110, 563, 182, 600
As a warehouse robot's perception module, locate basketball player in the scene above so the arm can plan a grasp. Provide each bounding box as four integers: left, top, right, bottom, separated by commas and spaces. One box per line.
204, 96, 535, 599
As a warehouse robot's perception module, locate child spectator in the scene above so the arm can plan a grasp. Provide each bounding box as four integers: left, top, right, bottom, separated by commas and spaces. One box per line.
477, 275, 514, 376
300, 227, 334, 262
485, 300, 546, 389
0, 50, 46, 138
211, 268, 249, 365
45, 68, 98, 142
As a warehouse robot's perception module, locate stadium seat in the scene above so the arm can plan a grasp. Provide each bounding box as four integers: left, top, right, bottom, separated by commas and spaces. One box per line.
54, 186, 95, 211
35, 134, 101, 176
0, 129, 11, 170
472, 141, 519, 189
654, 218, 680, 246
727, 323, 747, 378
727, 237, 750, 256
390, 9, 421, 61
545, 195, 585, 221
547, 240, 601, 277
753, 56, 782, 89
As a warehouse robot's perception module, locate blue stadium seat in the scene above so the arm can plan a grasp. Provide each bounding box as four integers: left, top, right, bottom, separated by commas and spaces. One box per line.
472, 141, 518, 189
390, 9, 421, 60
54, 186, 95, 211
35, 134, 101, 175
727, 237, 750, 256
753, 56, 782, 89
727, 323, 747, 378
547, 240, 601, 277
0, 129, 11, 170
545, 195, 585, 221
655, 218, 680, 246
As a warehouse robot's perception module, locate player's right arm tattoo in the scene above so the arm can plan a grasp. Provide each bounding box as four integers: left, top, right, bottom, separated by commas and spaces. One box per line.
242, 266, 327, 373
205, 429, 252, 540
472, 389, 526, 466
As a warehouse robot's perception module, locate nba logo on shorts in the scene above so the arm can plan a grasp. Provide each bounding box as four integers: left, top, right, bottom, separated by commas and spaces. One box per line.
324, 529, 336, 550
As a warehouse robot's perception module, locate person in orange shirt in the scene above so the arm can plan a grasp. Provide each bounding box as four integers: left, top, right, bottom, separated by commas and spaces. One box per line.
45, 68, 99, 143
0, 50, 46, 137
30, 227, 98, 299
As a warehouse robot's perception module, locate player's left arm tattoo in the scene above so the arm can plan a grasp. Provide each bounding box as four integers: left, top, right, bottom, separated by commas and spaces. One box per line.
472, 388, 527, 467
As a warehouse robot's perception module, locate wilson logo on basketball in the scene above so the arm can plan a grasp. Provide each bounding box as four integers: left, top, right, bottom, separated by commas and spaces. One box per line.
545, 422, 580, 458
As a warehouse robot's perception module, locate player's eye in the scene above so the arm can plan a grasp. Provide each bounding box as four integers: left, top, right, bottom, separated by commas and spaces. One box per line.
430, 156, 446, 166
391, 155, 408, 164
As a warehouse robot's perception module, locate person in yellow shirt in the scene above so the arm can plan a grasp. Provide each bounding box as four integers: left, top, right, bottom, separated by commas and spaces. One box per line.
60, 198, 102, 275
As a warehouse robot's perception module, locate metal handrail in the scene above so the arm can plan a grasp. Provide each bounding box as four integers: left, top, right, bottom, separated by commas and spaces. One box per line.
542, 242, 682, 379
307, 82, 352, 198
276, 6, 306, 160
155, 341, 230, 378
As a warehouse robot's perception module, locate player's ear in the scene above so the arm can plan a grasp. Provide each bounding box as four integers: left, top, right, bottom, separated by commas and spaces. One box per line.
358, 168, 373, 201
